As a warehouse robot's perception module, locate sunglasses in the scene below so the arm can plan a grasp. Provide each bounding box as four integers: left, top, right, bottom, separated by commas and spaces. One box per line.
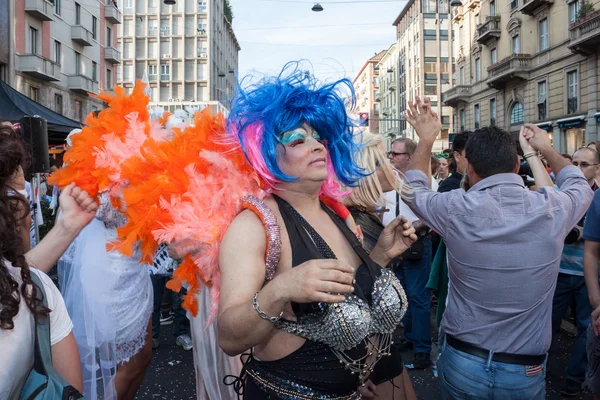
436, 154, 450, 159
388, 151, 409, 157
572, 161, 599, 168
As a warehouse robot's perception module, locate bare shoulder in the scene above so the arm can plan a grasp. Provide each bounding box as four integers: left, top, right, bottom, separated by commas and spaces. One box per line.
221, 209, 267, 252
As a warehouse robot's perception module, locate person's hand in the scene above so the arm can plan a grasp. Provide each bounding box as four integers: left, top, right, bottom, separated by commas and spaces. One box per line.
404, 96, 441, 142
57, 183, 98, 234
593, 304, 600, 336
523, 124, 552, 153
273, 259, 355, 304
519, 126, 536, 155
372, 216, 418, 263
358, 380, 378, 399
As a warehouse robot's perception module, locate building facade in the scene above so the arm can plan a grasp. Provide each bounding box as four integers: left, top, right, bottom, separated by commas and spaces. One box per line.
116, 0, 239, 112
8, 0, 119, 122
444, 0, 600, 155
377, 43, 399, 148
353, 50, 385, 134
391, 0, 453, 152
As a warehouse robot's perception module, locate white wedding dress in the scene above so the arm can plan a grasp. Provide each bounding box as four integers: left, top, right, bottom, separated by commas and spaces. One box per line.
58, 194, 152, 400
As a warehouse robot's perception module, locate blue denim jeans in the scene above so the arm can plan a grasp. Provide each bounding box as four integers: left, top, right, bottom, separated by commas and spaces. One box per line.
437, 335, 547, 399
551, 273, 592, 384
394, 234, 432, 353
151, 274, 190, 339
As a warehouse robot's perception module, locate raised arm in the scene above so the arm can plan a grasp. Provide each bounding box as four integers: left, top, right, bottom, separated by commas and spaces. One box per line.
519, 126, 554, 188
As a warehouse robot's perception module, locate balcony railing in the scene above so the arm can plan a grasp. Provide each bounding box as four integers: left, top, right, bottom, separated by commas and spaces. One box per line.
71, 25, 93, 46
105, 3, 122, 24
16, 54, 61, 81
538, 102, 547, 121
567, 97, 578, 114
487, 54, 531, 89
519, 0, 554, 16
68, 74, 99, 95
104, 47, 121, 64
375, 93, 381, 102
476, 16, 501, 46
442, 85, 471, 107
568, 10, 600, 54
25, 0, 54, 21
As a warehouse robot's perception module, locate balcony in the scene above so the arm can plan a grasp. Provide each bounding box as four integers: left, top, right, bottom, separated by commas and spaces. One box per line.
568, 10, 600, 54
105, 3, 122, 24
476, 16, 501, 46
25, 0, 54, 21
71, 25, 93, 46
382, 107, 391, 116
468, 0, 480, 10
16, 54, 61, 81
519, 0, 554, 16
68, 74, 99, 95
104, 47, 121, 64
442, 85, 471, 107
388, 80, 397, 91
487, 54, 531, 89
375, 92, 381, 102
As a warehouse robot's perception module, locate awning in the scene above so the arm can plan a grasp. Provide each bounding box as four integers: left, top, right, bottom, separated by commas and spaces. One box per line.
556, 115, 586, 129
0, 80, 82, 144
536, 121, 553, 132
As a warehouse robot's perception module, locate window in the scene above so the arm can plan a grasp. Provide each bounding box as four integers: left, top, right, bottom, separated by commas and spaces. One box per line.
74, 100, 82, 121
107, 27, 112, 47
567, 70, 578, 113
490, 0, 496, 16
510, 102, 524, 125
460, 109, 466, 131
54, 41, 61, 65
512, 35, 520, 54
424, 29, 436, 40
75, 52, 81, 75
160, 64, 170, 78
475, 57, 481, 82
459, 66, 465, 85
424, 84, 437, 96
0, 64, 6, 82
197, 23, 207, 34
148, 64, 157, 75
491, 48, 497, 64
92, 17, 97, 40
29, 86, 39, 102
29, 27, 38, 54
54, 0, 61, 15
198, 1, 207, 11
55, 94, 63, 115
425, 62, 437, 73
539, 18, 549, 51
569, 1, 580, 23
92, 61, 97, 81
123, 64, 132, 81
537, 81, 547, 120
474, 105, 480, 129
75, 3, 81, 25
490, 98, 496, 125
510, 0, 518, 11
106, 68, 112, 88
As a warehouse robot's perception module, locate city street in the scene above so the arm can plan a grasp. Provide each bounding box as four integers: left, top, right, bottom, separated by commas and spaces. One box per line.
138, 320, 593, 399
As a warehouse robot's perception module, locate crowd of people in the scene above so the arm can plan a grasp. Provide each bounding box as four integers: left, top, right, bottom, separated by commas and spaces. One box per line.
1, 63, 600, 400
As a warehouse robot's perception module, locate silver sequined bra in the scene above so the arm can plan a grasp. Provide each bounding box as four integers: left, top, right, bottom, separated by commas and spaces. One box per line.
274, 268, 407, 351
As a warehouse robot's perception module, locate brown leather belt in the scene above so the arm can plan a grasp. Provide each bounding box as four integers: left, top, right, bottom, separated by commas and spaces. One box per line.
446, 335, 546, 366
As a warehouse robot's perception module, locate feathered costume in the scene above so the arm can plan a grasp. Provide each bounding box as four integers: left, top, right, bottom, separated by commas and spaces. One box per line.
50, 64, 375, 400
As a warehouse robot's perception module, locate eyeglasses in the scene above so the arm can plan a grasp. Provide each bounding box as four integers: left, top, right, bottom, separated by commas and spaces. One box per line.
436, 153, 450, 159
573, 161, 599, 168
388, 151, 409, 157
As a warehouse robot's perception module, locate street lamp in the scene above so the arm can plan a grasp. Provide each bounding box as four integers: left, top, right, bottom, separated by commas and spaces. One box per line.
312, 3, 324, 12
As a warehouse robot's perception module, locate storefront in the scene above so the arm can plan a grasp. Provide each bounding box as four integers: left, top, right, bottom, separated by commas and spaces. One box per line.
552, 115, 587, 155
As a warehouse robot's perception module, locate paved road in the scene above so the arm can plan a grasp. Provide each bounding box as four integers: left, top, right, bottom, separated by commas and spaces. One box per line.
138, 322, 592, 399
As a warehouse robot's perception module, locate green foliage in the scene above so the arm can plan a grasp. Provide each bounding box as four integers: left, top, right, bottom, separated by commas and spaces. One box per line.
224, 0, 233, 23
577, 2, 596, 20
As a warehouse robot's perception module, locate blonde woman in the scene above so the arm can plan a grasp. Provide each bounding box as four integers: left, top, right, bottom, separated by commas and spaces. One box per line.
344, 132, 417, 399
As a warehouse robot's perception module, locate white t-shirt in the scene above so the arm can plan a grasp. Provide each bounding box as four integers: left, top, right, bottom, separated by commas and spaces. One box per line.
382, 176, 439, 226
0, 263, 73, 399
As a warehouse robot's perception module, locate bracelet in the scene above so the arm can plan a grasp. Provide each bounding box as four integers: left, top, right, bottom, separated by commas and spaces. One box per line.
252, 292, 283, 323
523, 152, 538, 159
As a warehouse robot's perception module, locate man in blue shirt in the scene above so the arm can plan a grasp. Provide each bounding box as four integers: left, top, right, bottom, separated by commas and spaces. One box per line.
584, 188, 600, 400
552, 147, 599, 396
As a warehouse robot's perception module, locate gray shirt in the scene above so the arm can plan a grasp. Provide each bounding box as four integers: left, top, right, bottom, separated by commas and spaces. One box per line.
404, 166, 593, 355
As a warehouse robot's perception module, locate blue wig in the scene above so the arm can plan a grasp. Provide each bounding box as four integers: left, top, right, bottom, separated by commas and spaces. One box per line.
226, 62, 366, 194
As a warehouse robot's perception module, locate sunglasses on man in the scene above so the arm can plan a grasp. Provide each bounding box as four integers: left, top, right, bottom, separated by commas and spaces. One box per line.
388, 151, 410, 157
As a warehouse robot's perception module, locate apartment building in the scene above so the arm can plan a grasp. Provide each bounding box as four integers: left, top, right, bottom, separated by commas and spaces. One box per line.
353, 50, 385, 134
377, 43, 399, 146
7, 0, 119, 121
117, 0, 239, 113
390, 0, 453, 152
444, 0, 600, 154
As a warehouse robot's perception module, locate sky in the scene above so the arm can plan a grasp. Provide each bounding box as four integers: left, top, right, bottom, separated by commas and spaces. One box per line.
227, 0, 408, 83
